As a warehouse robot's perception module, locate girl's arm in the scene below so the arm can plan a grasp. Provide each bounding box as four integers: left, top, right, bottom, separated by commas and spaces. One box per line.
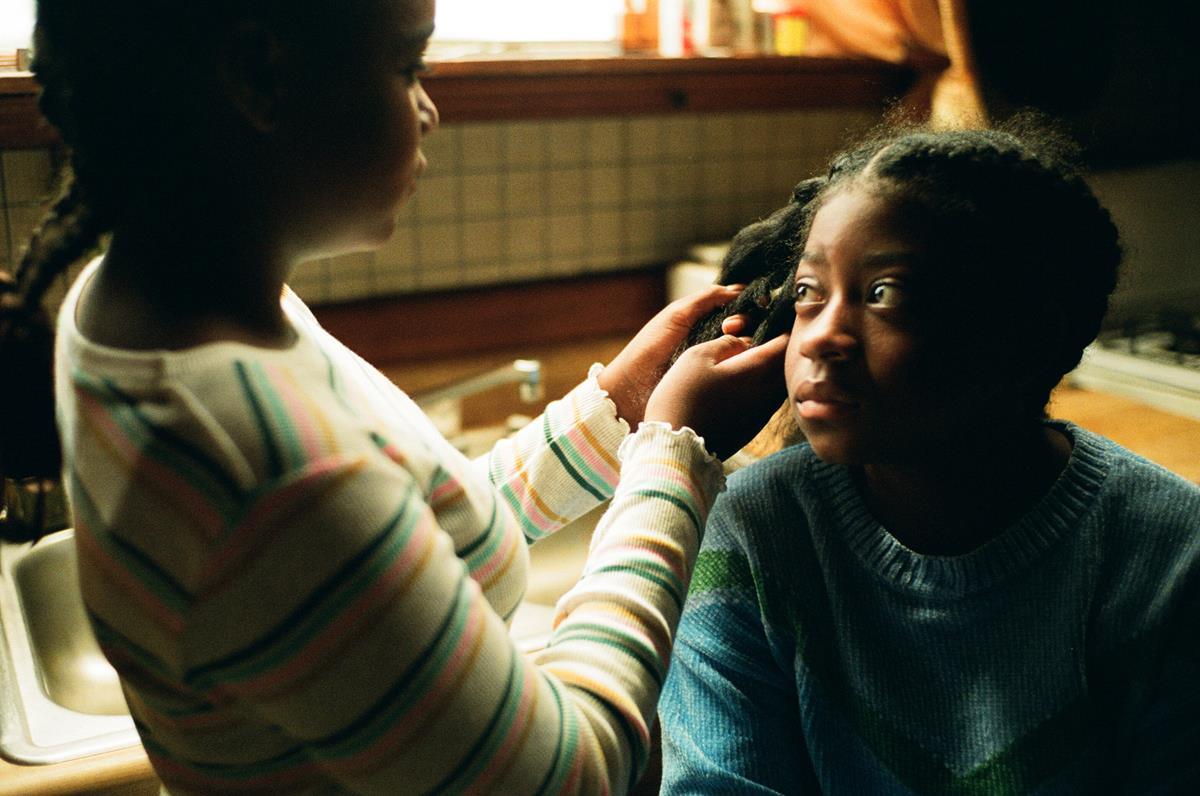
170, 424, 721, 795
658, 513, 816, 794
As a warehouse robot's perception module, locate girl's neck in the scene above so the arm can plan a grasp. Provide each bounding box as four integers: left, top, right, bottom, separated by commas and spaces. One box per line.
78, 225, 297, 351
857, 423, 1072, 556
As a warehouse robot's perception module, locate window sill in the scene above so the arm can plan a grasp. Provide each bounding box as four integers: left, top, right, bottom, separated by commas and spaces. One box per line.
0, 55, 913, 149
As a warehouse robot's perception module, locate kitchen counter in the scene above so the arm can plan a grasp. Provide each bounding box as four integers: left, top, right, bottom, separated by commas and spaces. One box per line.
0, 745, 156, 796
1050, 384, 1200, 483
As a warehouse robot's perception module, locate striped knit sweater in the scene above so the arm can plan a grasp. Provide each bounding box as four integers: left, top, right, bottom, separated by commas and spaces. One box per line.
659, 423, 1200, 794
54, 260, 724, 795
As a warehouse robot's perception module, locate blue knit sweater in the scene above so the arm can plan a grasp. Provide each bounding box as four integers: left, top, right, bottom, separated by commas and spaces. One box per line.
659, 422, 1200, 794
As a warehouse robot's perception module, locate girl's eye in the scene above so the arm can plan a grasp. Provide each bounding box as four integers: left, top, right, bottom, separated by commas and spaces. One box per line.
402, 60, 430, 83
794, 278, 824, 306
868, 280, 906, 308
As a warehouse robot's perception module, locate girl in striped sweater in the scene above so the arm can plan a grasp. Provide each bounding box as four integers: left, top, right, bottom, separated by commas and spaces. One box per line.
1, 1, 788, 792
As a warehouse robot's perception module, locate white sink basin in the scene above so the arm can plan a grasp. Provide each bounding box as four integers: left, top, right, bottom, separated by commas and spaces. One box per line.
0, 528, 138, 764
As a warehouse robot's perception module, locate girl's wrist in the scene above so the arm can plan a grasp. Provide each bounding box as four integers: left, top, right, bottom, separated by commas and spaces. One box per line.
597, 364, 646, 427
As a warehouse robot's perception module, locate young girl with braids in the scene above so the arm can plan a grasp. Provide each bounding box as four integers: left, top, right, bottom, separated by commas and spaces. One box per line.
1, 1, 789, 793
658, 119, 1200, 793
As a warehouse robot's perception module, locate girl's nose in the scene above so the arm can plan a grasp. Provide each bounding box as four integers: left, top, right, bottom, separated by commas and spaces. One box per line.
797, 299, 858, 362
416, 84, 439, 134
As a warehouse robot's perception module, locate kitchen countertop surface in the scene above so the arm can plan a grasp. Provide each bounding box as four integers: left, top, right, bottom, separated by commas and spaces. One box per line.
2, 356, 1197, 793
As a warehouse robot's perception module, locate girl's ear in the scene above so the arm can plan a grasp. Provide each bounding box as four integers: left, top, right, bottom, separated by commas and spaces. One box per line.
216, 20, 289, 134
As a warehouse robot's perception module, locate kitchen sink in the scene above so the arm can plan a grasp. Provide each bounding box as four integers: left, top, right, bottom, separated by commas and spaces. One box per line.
0, 528, 138, 764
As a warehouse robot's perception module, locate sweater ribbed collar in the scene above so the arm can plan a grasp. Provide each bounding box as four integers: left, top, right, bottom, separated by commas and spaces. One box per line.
812, 421, 1109, 598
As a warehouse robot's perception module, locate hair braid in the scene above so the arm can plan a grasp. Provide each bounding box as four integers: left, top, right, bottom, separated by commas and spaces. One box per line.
0, 13, 114, 482
680, 177, 826, 355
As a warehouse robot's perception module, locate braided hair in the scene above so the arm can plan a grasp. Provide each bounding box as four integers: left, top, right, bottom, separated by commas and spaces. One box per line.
684, 113, 1122, 425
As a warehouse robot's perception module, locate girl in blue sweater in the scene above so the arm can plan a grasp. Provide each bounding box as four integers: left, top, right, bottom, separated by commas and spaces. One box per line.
658, 119, 1200, 794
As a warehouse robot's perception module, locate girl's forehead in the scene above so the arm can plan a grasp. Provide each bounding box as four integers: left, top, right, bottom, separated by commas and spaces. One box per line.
807, 187, 912, 249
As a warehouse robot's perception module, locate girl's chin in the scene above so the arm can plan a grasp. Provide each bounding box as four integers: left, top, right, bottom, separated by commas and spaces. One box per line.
800, 429, 868, 465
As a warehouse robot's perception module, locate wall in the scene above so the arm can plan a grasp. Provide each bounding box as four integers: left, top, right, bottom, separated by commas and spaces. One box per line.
4, 111, 1195, 323
0, 108, 877, 311
1086, 160, 1200, 322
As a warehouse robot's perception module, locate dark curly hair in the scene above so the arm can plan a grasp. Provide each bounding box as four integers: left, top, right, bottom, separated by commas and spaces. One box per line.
0, 1, 367, 483
685, 113, 1123, 424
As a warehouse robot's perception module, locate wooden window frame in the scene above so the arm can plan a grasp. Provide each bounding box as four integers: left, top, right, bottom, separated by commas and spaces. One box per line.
0, 55, 913, 149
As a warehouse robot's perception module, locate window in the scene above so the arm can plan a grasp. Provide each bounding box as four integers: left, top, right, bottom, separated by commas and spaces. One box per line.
0, 0, 34, 57
430, 0, 625, 59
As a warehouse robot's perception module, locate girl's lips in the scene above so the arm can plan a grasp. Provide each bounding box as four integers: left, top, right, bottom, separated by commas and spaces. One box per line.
797, 398, 859, 421
795, 381, 859, 420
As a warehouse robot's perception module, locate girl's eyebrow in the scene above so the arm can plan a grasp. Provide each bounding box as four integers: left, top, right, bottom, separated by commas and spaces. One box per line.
860, 251, 915, 266
402, 22, 436, 45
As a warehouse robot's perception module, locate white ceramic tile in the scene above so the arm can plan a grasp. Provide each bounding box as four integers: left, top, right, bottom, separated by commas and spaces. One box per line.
416, 222, 462, 269
585, 249, 629, 271
376, 223, 417, 274
547, 169, 586, 212
504, 252, 549, 282
460, 123, 506, 171
662, 115, 701, 157
504, 217, 545, 263
2, 150, 56, 204
547, 121, 587, 167
459, 260, 505, 287
702, 158, 739, 200
627, 164, 661, 206
586, 119, 626, 164
661, 162, 698, 203
700, 113, 738, 156
737, 111, 777, 156
503, 171, 545, 215
588, 166, 625, 208
587, 209, 626, 255
326, 251, 376, 301
627, 117, 664, 162
414, 175, 461, 222
625, 208, 660, 253
289, 259, 332, 304
421, 125, 462, 178
547, 213, 586, 260
504, 122, 547, 169
462, 219, 504, 263
462, 172, 504, 219
740, 158, 774, 196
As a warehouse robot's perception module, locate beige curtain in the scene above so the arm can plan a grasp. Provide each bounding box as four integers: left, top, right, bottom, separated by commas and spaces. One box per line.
802, 0, 987, 128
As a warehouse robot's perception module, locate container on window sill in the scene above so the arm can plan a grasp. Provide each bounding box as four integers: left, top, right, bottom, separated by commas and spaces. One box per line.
752, 0, 809, 55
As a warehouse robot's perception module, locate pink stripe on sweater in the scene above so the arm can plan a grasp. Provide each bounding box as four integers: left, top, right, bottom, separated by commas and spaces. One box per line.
325, 590, 490, 777
79, 390, 224, 540
227, 521, 437, 698
266, 364, 332, 462
76, 525, 185, 635
464, 664, 541, 794
198, 458, 361, 593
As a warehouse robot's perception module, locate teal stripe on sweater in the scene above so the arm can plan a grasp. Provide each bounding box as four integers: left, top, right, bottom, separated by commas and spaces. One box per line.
550, 621, 666, 686
242, 360, 306, 471
542, 413, 608, 501
186, 490, 417, 686
430, 645, 525, 793
77, 374, 244, 520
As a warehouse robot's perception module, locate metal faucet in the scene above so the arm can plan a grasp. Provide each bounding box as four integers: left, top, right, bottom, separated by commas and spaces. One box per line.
412, 359, 544, 408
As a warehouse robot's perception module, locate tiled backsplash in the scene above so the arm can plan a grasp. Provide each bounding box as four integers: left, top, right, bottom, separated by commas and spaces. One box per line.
0, 109, 877, 311
10, 110, 1192, 320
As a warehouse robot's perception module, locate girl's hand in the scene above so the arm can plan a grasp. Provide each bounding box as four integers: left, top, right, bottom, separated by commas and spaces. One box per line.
598, 285, 745, 426
645, 332, 790, 460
